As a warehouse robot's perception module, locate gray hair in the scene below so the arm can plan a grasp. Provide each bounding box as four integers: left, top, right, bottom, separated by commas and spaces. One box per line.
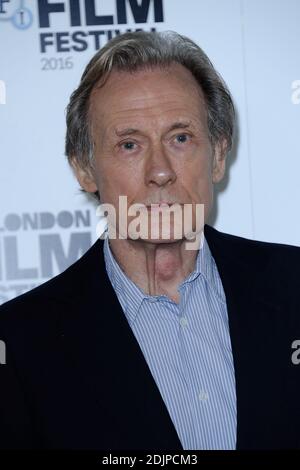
65, 30, 235, 196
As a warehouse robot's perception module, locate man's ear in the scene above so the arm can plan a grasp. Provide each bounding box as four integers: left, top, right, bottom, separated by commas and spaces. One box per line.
212, 139, 228, 183
70, 158, 98, 193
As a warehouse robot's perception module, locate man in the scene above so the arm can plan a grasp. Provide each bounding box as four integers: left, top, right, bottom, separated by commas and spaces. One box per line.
0, 31, 300, 450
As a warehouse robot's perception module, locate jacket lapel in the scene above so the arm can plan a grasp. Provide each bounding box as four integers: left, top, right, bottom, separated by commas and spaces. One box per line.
204, 225, 292, 449
56, 238, 183, 450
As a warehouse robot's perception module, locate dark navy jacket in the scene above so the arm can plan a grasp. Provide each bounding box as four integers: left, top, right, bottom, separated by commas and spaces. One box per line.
0, 225, 300, 449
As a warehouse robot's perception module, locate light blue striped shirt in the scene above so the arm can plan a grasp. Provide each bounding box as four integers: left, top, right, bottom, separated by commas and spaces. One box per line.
103, 236, 237, 450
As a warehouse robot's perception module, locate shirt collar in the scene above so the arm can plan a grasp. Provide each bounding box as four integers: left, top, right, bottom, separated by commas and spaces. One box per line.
103, 232, 225, 324
182, 234, 226, 304
103, 236, 146, 323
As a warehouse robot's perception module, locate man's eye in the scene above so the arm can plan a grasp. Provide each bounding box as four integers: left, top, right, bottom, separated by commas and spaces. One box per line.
121, 141, 136, 150
175, 134, 190, 144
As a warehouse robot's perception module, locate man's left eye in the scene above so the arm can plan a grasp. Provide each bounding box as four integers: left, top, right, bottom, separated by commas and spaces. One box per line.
175, 134, 190, 144
122, 141, 136, 150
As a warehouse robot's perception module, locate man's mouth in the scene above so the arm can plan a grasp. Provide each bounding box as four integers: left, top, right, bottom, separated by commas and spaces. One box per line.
133, 201, 182, 210
146, 202, 183, 212
147, 202, 171, 208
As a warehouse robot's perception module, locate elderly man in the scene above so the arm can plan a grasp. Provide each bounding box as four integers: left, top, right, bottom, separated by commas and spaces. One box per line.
0, 31, 300, 451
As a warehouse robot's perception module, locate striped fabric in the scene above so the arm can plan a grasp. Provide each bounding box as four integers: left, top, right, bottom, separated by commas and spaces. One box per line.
103, 235, 237, 450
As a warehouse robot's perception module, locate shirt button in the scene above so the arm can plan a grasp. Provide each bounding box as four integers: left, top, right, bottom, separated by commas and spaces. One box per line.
180, 317, 188, 327
199, 390, 209, 402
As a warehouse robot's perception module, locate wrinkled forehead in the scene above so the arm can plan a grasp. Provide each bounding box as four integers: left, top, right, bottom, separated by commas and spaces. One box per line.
88, 63, 208, 135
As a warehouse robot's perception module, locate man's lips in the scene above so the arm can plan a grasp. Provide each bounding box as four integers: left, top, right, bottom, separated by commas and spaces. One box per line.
146, 202, 182, 209
133, 202, 184, 210
142, 201, 181, 206
147, 203, 169, 211
148, 202, 171, 207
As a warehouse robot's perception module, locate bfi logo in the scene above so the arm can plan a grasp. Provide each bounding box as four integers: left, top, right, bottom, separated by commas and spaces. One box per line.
38, 0, 164, 27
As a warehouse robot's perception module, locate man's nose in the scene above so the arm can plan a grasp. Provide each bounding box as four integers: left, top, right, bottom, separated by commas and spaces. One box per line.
144, 144, 177, 187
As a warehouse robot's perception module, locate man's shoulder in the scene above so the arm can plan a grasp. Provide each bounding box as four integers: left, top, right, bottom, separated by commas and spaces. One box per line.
205, 224, 300, 259
205, 225, 300, 286
0, 238, 104, 328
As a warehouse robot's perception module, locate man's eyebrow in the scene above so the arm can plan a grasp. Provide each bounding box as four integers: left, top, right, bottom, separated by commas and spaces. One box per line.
167, 121, 192, 132
115, 128, 139, 137
115, 121, 192, 137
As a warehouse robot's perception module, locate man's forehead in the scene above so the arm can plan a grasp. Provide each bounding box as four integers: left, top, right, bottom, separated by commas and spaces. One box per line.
88, 63, 208, 138
90, 63, 205, 108
95, 62, 198, 86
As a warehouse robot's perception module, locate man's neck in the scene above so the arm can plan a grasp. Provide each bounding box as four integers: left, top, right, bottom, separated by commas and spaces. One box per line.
107, 236, 201, 304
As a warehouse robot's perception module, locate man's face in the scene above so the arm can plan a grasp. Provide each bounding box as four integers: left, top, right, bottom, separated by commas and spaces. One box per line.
75, 63, 226, 243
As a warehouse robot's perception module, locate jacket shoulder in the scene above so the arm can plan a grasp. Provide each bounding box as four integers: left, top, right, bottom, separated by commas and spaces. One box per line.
205, 224, 300, 258
204, 225, 300, 288
0, 238, 104, 328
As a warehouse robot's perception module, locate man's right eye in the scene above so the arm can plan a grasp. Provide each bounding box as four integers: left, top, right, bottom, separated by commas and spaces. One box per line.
121, 141, 136, 150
